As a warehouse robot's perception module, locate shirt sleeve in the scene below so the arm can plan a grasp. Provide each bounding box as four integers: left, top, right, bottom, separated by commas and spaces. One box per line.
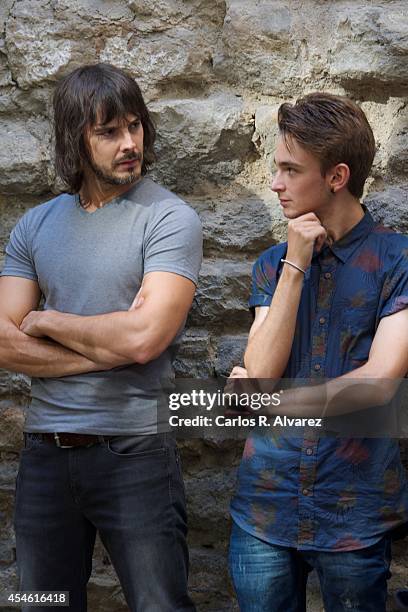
248, 244, 286, 309
143, 200, 203, 285
379, 250, 408, 318
0, 212, 38, 281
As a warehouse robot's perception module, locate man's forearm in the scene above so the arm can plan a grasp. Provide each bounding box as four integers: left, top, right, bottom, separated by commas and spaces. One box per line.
245, 265, 304, 378
0, 320, 105, 378
266, 365, 400, 418
36, 310, 146, 367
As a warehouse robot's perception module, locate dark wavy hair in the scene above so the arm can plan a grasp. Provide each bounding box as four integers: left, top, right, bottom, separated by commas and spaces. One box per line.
53, 63, 156, 193
278, 93, 376, 199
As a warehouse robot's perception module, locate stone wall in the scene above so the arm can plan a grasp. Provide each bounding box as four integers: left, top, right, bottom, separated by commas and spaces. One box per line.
0, 1, 407, 610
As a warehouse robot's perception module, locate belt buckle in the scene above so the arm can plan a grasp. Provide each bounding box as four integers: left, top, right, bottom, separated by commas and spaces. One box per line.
53, 433, 74, 449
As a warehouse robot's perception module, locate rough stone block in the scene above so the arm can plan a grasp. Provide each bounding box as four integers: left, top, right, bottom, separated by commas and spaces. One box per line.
0, 370, 30, 399
213, 0, 297, 95
149, 93, 255, 192
100, 27, 214, 99
0, 487, 15, 569
87, 536, 127, 612
189, 546, 238, 611
214, 335, 248, 378
127, 0, 226, 30
365, 184, 408, 234
179, 438, 244, 469
0, 197, 42, 260
0, 405, 25, 452
186, 468, 238, 547
5, 0, 130, 89
189, 259, 253, 330
387, 106, 408, 178
6, 0, 75, 89
0, 0, 15, 89
0, 38, 12, 88
0, 453, 19, 487
360, 99, 407, 181
329, 2, 408, 91
56, 0, 134, 23
0, 120, 51, 194
253, 104, 280, 163
200, 194, 282, 255
0, 564, 18, 607
0, 85, 54, 116
174, 329, 214, 378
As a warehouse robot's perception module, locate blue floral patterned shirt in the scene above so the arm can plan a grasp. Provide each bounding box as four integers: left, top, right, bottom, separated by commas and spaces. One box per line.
231, 208, 408, 551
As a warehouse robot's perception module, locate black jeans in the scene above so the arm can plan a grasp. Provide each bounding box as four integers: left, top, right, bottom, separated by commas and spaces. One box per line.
15, 432, 196, 611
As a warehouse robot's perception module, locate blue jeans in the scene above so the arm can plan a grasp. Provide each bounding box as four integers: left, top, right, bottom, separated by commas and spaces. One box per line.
14, 432, 196, 612
229, 521, 392, 612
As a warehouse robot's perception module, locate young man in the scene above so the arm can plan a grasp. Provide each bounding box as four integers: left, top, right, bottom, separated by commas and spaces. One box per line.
228, 93, 408, 611
0, 63, 202, 611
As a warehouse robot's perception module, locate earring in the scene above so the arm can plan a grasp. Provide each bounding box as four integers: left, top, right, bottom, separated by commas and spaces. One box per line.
330, 187, 335, 194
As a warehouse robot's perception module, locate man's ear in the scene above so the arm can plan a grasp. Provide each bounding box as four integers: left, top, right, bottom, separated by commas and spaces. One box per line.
327, 163, 350, 194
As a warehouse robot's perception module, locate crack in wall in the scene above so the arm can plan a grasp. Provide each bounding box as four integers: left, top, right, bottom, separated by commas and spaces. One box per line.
2, 0, 18, 88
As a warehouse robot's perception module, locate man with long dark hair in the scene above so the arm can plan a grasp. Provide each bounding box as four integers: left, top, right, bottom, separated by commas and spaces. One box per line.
0, 63, 201, 611
228, 93, 408, 611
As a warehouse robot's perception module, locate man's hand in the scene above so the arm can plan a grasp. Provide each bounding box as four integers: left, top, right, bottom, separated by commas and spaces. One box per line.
286, 213, 327, 271
20, 310, 47, 338
229, 366, 249, 379
224, 366, 249, 397
0, 276, 106, 378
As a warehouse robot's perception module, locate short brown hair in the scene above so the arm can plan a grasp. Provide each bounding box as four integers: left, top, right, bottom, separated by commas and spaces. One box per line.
53, 63, 156, 193
277, 93, 376, 198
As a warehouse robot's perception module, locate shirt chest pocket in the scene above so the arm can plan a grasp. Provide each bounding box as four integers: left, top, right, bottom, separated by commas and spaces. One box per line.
340, 288, 380, 328
328, 281, 381, 364
329, 266, 382, 330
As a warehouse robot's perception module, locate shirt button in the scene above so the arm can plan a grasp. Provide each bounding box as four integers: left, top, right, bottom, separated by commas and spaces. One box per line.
302, 488, 310, 496
306, 448, 313, 456
314, 364, 321, 371
319, 317, 326, 324
324, 272, 332, 279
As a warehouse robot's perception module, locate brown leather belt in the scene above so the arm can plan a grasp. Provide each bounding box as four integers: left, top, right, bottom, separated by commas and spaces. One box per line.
37, 432, 112, 448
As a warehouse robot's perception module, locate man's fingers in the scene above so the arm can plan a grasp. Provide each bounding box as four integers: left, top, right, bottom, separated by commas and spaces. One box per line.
292, 212, 320, 223
225, 366, 248, 397
287, 218, 327, 271
228, 366, 248, 378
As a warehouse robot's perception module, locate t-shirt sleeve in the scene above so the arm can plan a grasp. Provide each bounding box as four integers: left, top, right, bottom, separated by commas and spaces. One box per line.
379, 250, 408, 318
248, 246, 284, 309
143, 201, 203, 285
0, 213, 37, 281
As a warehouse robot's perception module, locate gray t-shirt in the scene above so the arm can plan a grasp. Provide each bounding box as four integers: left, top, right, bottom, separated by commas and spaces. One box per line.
1, 177, 202, 434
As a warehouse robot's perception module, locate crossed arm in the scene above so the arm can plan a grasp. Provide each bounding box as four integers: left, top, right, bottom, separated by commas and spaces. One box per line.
0, 276, 103, 377
0, 272, 196, 377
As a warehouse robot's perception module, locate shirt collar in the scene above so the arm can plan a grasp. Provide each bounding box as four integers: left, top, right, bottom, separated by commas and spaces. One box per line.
312, 206, 375, 264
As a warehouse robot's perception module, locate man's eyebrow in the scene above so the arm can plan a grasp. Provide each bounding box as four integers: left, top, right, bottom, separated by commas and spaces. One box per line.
93, 115, 141, 130
93, 123, 116, 131
273, 157, 303, 169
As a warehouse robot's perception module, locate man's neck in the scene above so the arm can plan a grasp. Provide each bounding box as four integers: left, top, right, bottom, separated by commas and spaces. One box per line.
316, 193, 365, 244
79, 176, 141, 209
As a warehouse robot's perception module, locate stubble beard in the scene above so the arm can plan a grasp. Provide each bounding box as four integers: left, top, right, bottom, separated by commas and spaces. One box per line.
89, 156, 142, 186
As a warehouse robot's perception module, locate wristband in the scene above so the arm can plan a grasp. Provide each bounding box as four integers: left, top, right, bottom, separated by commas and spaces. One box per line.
280, 258, 306, 275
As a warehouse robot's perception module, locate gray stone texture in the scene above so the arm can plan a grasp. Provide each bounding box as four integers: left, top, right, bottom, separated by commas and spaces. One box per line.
0, 0, 407, 610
